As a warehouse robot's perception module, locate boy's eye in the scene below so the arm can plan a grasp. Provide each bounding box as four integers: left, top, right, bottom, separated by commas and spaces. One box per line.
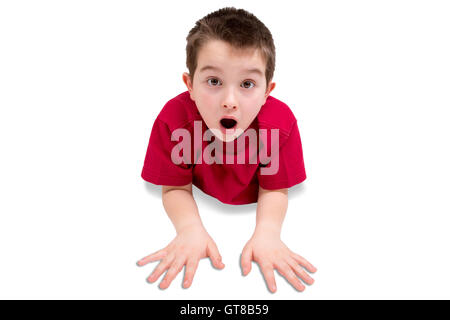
206, 78, 255, 89
241, 80, 255, 89
207, 78, 221, 86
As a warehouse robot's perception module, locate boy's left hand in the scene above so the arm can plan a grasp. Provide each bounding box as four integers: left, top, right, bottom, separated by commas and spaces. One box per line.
240, 230, 317, 293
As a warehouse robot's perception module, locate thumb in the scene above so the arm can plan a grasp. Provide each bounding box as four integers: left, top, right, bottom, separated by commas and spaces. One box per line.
240, 245, 252, 276
207, 241, 225, 269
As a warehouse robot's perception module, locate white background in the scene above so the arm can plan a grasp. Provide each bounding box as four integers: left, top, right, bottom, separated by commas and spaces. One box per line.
0, 0, 449, 299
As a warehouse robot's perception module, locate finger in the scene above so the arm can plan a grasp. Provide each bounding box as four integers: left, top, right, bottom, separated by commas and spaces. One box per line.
274, 260, 305, 292
159, 257, 186, 289
137, 249, 167, 266
240, 245, 253, 276
290, 251, 317, 273
147, 253, 174, 283
206, 241, 225, 269
259, 263, 277, 293
286, 256, 315, 286
183, 258, 200, 289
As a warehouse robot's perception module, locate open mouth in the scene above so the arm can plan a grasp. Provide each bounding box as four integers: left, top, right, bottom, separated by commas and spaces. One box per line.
220, 118, 237, 129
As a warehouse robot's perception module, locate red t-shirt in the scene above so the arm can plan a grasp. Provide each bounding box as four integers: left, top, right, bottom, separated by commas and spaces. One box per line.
141, 91, 307, 205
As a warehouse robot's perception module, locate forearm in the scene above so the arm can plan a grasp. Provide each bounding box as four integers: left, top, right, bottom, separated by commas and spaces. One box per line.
162, 189, 204, 234
254, 187, 288, 237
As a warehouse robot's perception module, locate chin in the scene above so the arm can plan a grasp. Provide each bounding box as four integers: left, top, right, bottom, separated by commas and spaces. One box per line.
210, 127, 244, 143
219, 134, 238, 143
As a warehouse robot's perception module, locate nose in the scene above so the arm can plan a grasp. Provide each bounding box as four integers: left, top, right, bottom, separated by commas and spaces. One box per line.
223, 103, 237, 110
222, 90, 237, 110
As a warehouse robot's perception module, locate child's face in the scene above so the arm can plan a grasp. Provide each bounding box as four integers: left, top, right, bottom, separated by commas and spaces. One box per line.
183, 39, 276, 142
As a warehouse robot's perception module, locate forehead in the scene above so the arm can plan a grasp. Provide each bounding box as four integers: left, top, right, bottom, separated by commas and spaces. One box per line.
197, 40, 265, 77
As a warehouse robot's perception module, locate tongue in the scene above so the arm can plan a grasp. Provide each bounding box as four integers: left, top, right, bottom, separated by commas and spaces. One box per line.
220, 118, 237, 129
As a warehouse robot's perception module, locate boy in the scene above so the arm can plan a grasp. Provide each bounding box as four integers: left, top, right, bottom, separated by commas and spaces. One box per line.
136, 7, 317, 293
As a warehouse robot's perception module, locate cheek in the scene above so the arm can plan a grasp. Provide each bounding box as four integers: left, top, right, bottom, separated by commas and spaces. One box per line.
202, 93, 216, 105
196, 94, 218, 121
197, 87, 214, 105
239, 104, 259, 119
197, 91, 218, 110
242, 94, 264, 109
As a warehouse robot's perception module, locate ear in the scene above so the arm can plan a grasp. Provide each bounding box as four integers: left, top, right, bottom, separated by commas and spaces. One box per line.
264, 81, 276, 101
182, 72, 195, 100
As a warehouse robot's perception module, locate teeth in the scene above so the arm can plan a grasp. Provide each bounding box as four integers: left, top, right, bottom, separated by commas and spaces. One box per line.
220, 118, 237, 129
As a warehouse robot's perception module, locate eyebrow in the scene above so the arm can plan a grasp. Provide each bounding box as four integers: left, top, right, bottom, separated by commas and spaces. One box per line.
199, 65, 264, 77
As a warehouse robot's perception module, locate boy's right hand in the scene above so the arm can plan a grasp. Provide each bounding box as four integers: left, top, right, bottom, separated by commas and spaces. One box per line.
136, 224, 225, 289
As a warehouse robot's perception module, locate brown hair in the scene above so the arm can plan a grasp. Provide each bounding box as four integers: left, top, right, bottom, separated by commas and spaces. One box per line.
185, 7, 276, 90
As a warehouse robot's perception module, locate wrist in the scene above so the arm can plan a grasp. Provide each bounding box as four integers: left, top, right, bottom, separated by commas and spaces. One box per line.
176, 222, 205, 234
254, 223, 281, 238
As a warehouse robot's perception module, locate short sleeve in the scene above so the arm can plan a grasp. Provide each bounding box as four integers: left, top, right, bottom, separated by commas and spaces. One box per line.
141, 118, 193, 186
257, 120, 307, 190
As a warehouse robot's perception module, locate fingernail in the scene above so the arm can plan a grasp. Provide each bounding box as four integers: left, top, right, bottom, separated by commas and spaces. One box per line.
271, 285, 276, 292
184, 280, 189, 287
